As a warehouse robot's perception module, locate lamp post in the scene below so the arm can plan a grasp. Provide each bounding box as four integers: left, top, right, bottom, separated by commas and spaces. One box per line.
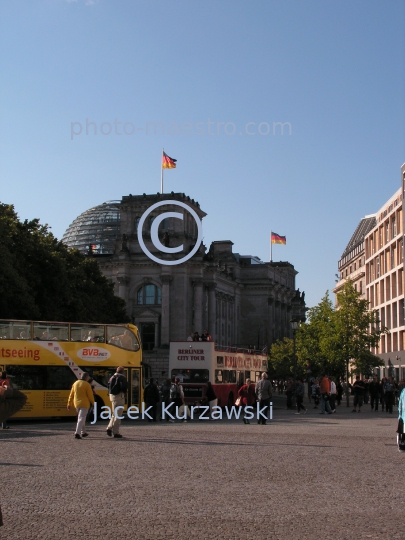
388, 358, 394, 378
290, 318, 300, 383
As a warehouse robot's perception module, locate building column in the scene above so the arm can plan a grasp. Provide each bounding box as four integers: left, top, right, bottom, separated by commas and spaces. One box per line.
193, 279, 203, 333
154, 323, 159, 348
161, 275, 172, 346
207, 283, 217, 341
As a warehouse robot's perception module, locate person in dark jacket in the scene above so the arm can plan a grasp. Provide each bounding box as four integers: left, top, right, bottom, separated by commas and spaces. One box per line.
205, 381, 217, 417
295, 379, 307, 415
285, 378, 294, 409
0, 386, 27, 427
106, 366, 128, 438
369, 376, 381, 411
143, 378, 160, 422
384, 377, 396, 414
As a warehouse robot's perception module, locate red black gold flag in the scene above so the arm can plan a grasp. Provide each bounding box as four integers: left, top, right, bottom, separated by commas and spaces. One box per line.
271, 232, 286, 245
162, 151, 177, 169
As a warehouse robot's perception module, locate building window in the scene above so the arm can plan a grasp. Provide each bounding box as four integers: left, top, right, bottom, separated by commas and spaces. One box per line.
140, 322, 156, 351
137, 284, 162, 305
135, 217, 140, 231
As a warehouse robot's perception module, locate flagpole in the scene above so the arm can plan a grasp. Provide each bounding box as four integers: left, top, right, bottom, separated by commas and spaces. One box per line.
160, 148, 164, 194
270, 231, 272, 262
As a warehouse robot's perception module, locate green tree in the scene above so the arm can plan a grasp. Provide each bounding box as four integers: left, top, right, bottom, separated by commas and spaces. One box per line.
328, 280, 386, 391
269, 337, 307, 380
294, 284, 386, 386
0, 203, 128, 323
296, 292, 339, 376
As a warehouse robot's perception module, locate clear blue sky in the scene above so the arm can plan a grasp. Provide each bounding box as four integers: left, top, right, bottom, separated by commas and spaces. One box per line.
1, 0, 404, 308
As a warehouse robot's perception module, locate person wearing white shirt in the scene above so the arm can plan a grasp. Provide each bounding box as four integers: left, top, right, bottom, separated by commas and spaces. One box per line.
330, 378, 337, 413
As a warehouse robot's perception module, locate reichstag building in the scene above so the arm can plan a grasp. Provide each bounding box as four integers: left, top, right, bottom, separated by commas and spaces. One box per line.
63, 192, 305, 377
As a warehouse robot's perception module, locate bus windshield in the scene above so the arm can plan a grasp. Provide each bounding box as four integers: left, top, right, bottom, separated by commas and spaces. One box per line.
170, 369, 209, 383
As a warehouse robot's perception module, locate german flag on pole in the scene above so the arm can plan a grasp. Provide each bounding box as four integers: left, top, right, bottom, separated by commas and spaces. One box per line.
271, 232, 286, 245
162, 151, 177, 169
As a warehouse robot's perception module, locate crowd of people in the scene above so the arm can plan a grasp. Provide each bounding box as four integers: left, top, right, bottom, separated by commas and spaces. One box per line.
272, 374, 405, 415
187, 330, 212, 342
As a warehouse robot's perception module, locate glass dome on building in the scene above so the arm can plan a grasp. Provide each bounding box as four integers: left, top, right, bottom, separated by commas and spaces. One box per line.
62, 201, 121, 255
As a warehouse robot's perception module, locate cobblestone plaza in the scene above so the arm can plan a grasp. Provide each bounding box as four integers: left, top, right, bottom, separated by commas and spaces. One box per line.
1, 399, 403, 540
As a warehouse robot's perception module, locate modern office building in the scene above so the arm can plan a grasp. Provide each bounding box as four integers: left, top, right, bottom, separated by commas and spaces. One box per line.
63, 192, 305, 378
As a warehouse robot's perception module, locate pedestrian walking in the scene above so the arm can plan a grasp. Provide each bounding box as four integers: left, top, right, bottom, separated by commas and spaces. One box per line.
329, 377, 337, 412
369, 376, 381, 411
311, 379, 320, 408
352, 375, 366, 413
67, 372, 94, 439
205, 381, 217, 418
161, 378, 172, 421
106, 367, 128, 438
169, 377, 186, 422
285, 378, 294, 409
295, 379, 307, 415
144, 378, 160, 422
238, 378, 256, 424
384, 377, 396, 414
319, 375, 332, 414
255, 372, 272, 424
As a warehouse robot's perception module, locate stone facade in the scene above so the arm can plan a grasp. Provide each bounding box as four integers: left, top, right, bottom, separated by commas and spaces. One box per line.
334, 163, 405, 381
64, 192, 303, 379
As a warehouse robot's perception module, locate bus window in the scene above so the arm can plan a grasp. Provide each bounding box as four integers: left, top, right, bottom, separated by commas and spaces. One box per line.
79, 367, 117, 388
46, 366, 77, 390
229, 370, 236, 383
255, 371, 261, 382
5, 365, 47, 390
223, 370, 229, 383
216, 356, 224, 367
33, 322, 68, 341
0, 321, 31, 340
171, 369, 209, 383
245, 371, 251, 382
107, 326, 140, 351
215, 370, 223, 383
71, 324, 105, 343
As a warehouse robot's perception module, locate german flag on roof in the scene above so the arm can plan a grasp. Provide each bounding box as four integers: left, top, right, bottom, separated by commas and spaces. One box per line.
271, 232, 286, 245
162, 151, 177, 169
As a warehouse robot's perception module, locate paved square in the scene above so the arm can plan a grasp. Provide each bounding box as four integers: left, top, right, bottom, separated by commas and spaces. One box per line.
1, 403, 403, 540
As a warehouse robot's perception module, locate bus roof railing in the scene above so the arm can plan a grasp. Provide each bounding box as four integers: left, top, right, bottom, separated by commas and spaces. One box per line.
214, 344, 267, 356
170, 341, 266, 356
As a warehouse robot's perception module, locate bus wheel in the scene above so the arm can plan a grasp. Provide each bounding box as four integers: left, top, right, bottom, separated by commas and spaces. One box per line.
227, 393, 234, 408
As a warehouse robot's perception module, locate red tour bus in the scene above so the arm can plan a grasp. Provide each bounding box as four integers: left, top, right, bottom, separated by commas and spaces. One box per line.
169, 341, 268, 407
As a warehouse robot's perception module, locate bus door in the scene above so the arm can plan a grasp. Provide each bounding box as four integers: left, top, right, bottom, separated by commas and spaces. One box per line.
129, 368, 141, 409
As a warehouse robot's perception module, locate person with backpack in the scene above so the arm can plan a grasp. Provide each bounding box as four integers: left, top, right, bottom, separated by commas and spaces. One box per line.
169, 377, 185, 422
106, 366, 128, 438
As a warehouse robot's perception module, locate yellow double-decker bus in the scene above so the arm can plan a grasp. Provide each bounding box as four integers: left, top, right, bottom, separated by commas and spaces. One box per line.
0, 319, 147, 419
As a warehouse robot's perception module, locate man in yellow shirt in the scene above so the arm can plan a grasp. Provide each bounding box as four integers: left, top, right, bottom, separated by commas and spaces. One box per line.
67, 372, 94, 440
